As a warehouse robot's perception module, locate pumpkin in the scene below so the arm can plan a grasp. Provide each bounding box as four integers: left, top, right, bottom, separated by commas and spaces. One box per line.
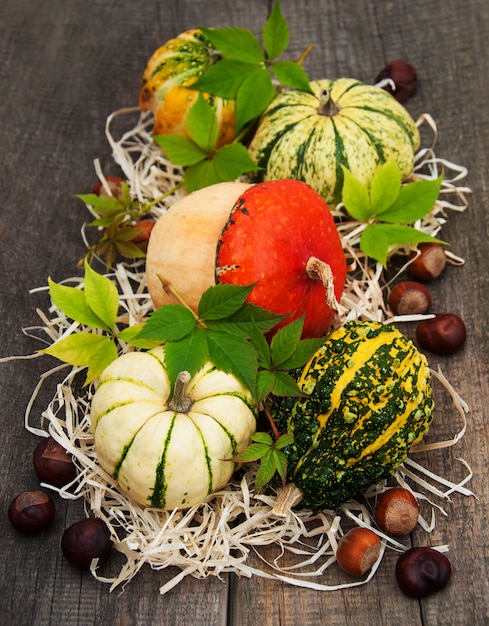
248, 78, 421, 205
90, 346, 257, 510
140, 29, 237, 148
146, 179, 348, 338
271, 320, 433, 512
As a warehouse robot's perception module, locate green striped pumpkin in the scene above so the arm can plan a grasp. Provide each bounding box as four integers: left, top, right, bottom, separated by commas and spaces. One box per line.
271, 320, 433, 511
91, 346, 257, 510
248, 78, 420, 205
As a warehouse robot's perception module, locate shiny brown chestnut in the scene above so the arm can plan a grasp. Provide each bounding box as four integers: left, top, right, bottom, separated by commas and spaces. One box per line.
61, 517, 113, 570
396, 546, 451, 598
416, 313, 466, 355
375, 60, 417, 102
388, 281, 431, 316
33, 436, 77, 488
336, 527, 381, 576
408, 243, 447, 281
8, 490, 55, 534
374, 487, 419, 536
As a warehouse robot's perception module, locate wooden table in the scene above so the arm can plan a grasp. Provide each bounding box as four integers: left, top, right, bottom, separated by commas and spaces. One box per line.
1, 1, 488, 624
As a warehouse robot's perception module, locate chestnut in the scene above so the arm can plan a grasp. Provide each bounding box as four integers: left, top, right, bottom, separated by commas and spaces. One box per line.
336, 527, 381, 576
388, 281, 431, 316
416, 313, 466, 355
8, 490, 55, 534
61, 517, 113, 570
92, 175, 124, 198
374, 60, 417, 102
33, 436, 77, 488
374, 487, 419, 536
408, 243, 447, 281
396, 546, 451, 598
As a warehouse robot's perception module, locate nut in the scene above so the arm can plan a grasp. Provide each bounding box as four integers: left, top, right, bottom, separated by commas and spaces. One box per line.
416, 313, 466, 355
336, 527, 381, 576
92, 175, 124, 198
8, 490, 55, 534
33, 436, 77, 488
374, 487, 419, 536
375, 60, 417, 102
408, 243, 447, 281
388, 281, 431, 316
396, 546, 451, 598
61, 517, 113, 570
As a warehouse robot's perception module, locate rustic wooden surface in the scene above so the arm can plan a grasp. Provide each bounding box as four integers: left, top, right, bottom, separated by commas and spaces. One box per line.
1, 0, 488, 624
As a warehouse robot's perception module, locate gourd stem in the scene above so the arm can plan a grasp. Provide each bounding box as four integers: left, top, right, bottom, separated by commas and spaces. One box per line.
317, 89, 340, 117
306, 256, 347, 316
271, 483, 304, 518
168, 371, 193, 413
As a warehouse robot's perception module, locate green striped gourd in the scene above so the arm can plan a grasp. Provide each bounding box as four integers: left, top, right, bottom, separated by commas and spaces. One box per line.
140, 29, 236, 148
271, 320, 433, 511
248, 78, 420, 205
91, 346, 257, 510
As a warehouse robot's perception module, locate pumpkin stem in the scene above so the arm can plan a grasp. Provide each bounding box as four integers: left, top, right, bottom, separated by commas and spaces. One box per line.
271, 483, 304, 518
168, 371, 193, 413
306, 256, 347, 316
317, 89, 340, 117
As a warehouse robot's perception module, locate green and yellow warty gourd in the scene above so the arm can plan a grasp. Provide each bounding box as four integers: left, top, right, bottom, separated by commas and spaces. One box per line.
271, 320, 433, 512
91, 346, 257, 510
248, 78, 420, 204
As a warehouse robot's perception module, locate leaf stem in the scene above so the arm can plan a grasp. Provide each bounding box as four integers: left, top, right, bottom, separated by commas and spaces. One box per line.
295, 43, 314, 67
143, 181, 184, 211
156, 274, 199, 320
263, 403, 281, 440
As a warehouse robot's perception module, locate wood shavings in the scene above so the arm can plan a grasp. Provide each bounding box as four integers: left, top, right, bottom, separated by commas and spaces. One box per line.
16, 107, 475, 595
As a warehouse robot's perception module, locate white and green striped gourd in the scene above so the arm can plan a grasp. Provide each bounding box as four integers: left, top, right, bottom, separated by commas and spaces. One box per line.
91, 346, 257, 510
248, 78, 420, 205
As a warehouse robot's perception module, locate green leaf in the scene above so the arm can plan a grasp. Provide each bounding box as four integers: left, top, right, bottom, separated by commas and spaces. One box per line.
186, 93, 218, 153
236, 67, 276, 130
377, 175, 444, 223
201, 26, 265, 63
211, 303, 286, 337
247, 320, 272, 368
360, 223, 443, 267
198, 283, 254, 320
278, 336, 324, 370
114, 240, 147, 260
255, 449, 276, 491
117, 324, 161, 349
341, 166, 373, 220
138, 304, 196, 341
269, 370, 304, 397
164, 327, 209, 388
274, 432, 294, 450
231, 442, 269, 463
205, 329, 258, 394
252, 432, 274, 446
256, 369, 276, 400
184, 159, 222, 192
154, 134, 208, 166
369, 158, 401, 215
262, 0, 289, 59
271, 448, 288, 484
272, 60, 312, 92
270, 316, 304, 367
76, 193, 124, 214
42, 333, 118, 385
212, 143, 261, 180
47, 277, 108, 331
83, 261, 119, 330
191, 58, 254, 98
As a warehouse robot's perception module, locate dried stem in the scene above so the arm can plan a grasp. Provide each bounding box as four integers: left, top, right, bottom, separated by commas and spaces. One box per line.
272, 483, 304, 518
306, 256, 348, 316
168, 371, 193, 413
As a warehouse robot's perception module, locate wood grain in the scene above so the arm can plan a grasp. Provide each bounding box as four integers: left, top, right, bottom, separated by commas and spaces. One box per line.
1, 0, 488, 624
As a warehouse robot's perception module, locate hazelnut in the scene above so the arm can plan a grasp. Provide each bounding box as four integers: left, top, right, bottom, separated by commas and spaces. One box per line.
375, 60, 417, 102
374, 487, 419, 536
388, 281, 431, 316
408, 243, 447, 281
8, 490, 55, 534
61, 517, 113, 570
396, 546, 451, 598
92, 175, 124, 198
416, 313, 466, 355
336, 527, 381, 576
33, 436, 77, 488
